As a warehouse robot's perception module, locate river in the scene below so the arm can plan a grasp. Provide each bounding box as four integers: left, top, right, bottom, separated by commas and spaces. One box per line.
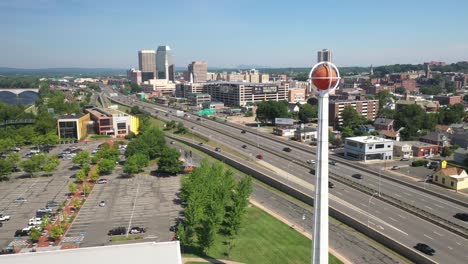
0, 91, 39, 105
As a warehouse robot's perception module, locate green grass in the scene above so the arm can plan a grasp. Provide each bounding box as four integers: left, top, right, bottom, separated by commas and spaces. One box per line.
184, 205, 342, 264
110, 235, 143, 242
90, 135, 111, 139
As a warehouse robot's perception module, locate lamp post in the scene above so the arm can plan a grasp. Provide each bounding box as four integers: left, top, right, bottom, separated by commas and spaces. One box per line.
367, 192, 378, 227
309, 61, 340, 264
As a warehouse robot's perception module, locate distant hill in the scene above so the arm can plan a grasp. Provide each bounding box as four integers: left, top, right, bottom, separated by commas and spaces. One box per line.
0, 67, 126, 77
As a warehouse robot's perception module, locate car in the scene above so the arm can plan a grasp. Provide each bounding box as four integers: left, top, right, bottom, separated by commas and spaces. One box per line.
328, 182, 335, 188
215, 147, 221, 152
414, 243, 435, 255
23, 153, 33, 158
454, 213, 468, 221
14, 229, 29, 237
108, 227, 126, 236
91, 149, 99, 154
10, 147, 21, 152
241, 145, 247, 149
197, 117, 201, 121
198, 142, 203, 146
306, 160, 316, 164
400, 157, 410, 161
329, 160, 337, 166
352, 173, 363, 179
256, 154, 263, 160
37, 208, 52, 213
99, 201, 106, 207
191, 126, 195, 129
283, 147, 292, 152
170, 141, 175, 144
391, 165, 400, 170
0, 222, 2, 228
15, 197, 27, 203
29, 218, 42, 226
130, 226, 146, 234
169, 225, 178, 232
30, 148, 40, 154
97, 179, 108, 184
241, 130, 246, 134
46, 201, 59, 208
0, 214, 10, 221
22, 226, 35, 232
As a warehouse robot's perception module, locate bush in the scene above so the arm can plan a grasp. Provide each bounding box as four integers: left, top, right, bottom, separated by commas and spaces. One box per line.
412, 160, 429, 167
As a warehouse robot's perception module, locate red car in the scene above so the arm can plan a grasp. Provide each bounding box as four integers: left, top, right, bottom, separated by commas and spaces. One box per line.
256, 154, 263, 160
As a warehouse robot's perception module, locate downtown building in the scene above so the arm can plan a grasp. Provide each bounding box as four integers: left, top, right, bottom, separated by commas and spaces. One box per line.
187, 61, 208, 83
202, 81, 288, 107
329, 99, 379, 129
84, 107, 139, 137
156, 45, 175, 81
138, 50, 156, 82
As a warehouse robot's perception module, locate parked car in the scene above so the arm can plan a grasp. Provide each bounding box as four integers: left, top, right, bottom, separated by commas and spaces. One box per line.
46, 201, 59, 208
0, 214, 10, 221
283, 147, 292, 152
29, 218, 42, 226
99, 201, 106, 207
10, 147, 21, 152
329, 160, 337, 166
170, 141, 175, 144
256, 154, 263, 160
14, 229, 29, 237
328, 182, 335, 188
414, 243, 435, 255
454, 213, 468, 221
37, 208, 52, 213
108, 227, 126, 236
30, 148, 40, 154
215, 147, 221, 152
97, 179, 108, 184
391, 165, 400, 170
198, 142, 203, 146
241, 130, 246, 134
400, 157, 410, 161
242, 145, 247, 149
306, 160, 316, 164
15, 197, 27, 203
130, 226, 146, 234
197, 117, 201, 121
169, 225, 178, 232
352, 173, 363, 179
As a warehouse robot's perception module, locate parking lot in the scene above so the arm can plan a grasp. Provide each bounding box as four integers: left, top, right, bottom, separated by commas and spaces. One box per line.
0, 141, 102, 249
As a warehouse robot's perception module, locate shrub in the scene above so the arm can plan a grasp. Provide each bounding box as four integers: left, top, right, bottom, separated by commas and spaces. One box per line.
412, 160, 429, 167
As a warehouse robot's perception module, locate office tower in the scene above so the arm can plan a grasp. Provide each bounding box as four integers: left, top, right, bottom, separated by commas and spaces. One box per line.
156, 45, 175, 81
127, 68, 142, 85
425, 63, 432, 79
138, 50, 156, 82
188, 61, 208, 83
317, 49, 332, 62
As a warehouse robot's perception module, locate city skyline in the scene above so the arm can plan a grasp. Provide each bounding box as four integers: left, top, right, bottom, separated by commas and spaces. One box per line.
1, 0, 467, 68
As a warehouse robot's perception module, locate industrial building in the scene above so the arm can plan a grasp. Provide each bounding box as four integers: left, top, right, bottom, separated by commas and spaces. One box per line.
84, 107, 139, 137
57, 113, 91, 140
344, 136, 393, 161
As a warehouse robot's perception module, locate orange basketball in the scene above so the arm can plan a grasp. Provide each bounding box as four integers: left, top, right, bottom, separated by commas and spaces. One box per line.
312, 64, 338, 90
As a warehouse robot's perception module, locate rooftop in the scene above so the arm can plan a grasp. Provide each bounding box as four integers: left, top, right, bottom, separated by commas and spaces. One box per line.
0, 241, 182, 264
438, 167, 468, 179
205, 81, 276, 86
346, 136, 393, 144
58, 113, 86, 120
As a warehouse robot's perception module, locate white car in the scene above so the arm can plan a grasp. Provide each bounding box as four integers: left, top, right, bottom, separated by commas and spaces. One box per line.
99, 201, 106, 207
30, 148, 40, 154
29, 218, 42, 226
306, 160, 316, 164
0, 214, 11, 221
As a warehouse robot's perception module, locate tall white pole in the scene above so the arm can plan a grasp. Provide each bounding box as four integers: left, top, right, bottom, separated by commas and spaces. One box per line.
312, 90, 329, 264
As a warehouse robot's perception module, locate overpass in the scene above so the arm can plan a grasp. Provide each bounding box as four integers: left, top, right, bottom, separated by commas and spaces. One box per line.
0, 119, 35, 127
0, 88, 39, 95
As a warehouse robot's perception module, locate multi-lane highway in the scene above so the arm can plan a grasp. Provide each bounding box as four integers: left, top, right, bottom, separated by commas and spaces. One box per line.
103, 88, 468, 263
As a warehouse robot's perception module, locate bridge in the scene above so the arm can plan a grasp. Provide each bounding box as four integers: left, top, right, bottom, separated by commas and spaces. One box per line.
0, 88, 39, 95
0, 119, 35, 128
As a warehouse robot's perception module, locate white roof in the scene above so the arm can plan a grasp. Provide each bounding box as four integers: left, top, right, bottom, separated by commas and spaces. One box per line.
346, 136, 394, 144
0, 241, 182, 264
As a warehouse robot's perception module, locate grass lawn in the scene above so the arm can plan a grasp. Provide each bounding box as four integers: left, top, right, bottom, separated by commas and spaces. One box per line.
184, 205, 342, 264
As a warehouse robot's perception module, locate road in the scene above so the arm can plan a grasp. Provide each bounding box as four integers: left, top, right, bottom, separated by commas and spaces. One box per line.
103, 89, 468, 263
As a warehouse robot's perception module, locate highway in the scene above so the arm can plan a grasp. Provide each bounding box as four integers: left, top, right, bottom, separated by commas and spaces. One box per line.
102, 88, 468, 263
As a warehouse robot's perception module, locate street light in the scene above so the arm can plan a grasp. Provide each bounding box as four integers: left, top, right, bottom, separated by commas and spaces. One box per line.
367, 192, 379, 227
286, 160, 296, 184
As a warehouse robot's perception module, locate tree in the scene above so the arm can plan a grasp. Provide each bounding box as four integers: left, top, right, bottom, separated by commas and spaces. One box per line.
438, 104, 465, 125
89, 170, 99, 182
41, 215, 51, 229
298, 104, 317, 123
130, 106, 140, 115
20, 153, 46, 177
97, 159, 116, 175
0, 138, 15, 152
376, 90, 393, 109
395, 86, 406, 94
244, 110, 253, 117
341, 106, 365, 129
68, 183, 77, 194
225, 176, 252, 236
124, 154, 149, 177
157, 147, 182, 175
76, 169, 87, 183
6, 152, 21, 167
29, 227, 42, 242
49, 225, 64, 240
255, 101, 290, 124
0, 159, 13, 181
43, 156, 60, 176
82, 184, 91, 197
72, 151, 91, 166
463, 94, 468, 102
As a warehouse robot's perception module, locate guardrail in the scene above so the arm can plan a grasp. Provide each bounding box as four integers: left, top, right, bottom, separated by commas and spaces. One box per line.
169, 134, 437, 264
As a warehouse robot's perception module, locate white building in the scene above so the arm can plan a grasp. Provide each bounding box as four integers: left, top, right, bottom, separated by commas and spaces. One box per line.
344, 136, 394, 161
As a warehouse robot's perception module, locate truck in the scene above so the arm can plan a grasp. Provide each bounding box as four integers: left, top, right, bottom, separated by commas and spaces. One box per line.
176, 110, 184, 117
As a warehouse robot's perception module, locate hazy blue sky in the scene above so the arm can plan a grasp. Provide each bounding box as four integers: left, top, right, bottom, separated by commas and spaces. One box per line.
1, 0, 467, 68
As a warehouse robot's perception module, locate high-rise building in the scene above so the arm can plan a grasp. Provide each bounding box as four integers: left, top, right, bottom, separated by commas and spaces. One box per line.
127, 68, 142, 85
156, 45, 175, 81
317, 49, 332, 62
138, 50, 156, 82
188, 61, 208, 83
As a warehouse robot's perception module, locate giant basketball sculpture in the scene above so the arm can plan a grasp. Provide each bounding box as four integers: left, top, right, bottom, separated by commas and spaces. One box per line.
309, 61, 340, 264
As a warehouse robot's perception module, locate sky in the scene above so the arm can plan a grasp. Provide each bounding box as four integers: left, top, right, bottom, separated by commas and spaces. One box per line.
1, 0, 467, 69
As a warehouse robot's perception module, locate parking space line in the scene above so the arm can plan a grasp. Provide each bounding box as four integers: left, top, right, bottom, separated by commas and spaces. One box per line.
126, 183, 140, 236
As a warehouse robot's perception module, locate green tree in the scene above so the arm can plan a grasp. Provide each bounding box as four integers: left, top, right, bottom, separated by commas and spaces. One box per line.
49, 225, 64, 240
29, 227, 42, 242
43, 156, 60, 176
0, 159, 13, 181
244, 110, 253, 117
6, 152, 21, 167
225, 176, 252, 236
76, 169, 87, 183
341, 106, 365, 129
298, 104, 317, 123
20, 153, 46, 177
438, 104, 465, 125
441, 146, 454, 157
72, 151, 91, 166
0, 138, 15, 152
376, 90, 393, 109
395, 86, 406, 94
157, 147, 182, 175
68, 183, 77, 194
130, 106, 141, 115
256, 100, 290, 124
124, 153, 149, 177
463, 94, 468, 102
89, 170, 99, 182
41, 215, 51, 229
82, 184, 91, 196
97, 159, 116, 175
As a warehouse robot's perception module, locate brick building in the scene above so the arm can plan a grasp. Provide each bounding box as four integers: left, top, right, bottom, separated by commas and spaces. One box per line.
329, 99, 379, 129
433, 95, 462, 106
